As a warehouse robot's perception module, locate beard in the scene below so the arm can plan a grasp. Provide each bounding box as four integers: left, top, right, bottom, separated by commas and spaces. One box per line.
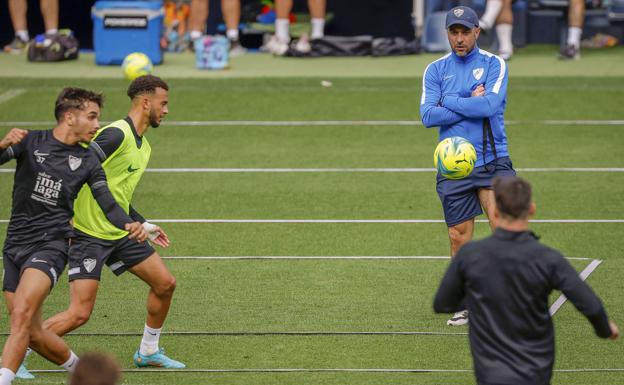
149, 110, 161, 128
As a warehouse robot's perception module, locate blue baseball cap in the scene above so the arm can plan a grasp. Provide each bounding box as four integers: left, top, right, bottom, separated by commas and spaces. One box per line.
445, 6, 479, 29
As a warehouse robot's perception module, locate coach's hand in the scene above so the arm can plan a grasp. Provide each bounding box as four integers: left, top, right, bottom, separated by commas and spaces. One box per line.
472, 84, 485, 97
0, 128, 28, 149
126, 221, 148, 242
609, 321, 620, 340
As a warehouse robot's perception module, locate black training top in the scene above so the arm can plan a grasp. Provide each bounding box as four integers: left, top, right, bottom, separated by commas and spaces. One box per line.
0, 130, 134, 244
434, 228, 612, 385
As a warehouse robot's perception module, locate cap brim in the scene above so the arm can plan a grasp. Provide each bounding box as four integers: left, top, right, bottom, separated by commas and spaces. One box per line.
446, 20, 478, 29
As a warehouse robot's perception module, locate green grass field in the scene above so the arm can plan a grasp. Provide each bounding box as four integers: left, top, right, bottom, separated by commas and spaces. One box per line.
0, 48, 623, 384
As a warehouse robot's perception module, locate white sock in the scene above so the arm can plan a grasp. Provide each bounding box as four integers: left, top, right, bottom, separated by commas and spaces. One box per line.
190, 30, 203, 40
0, 368, 16, 385
25, 348, 33, 358
140, 324, 161, 356
275, 18, 290, 43
226, 28, 239, 41
496, 23, 513, 57
479, 0, 503, 30
61, 351, 79, 372
15, 30, 29, 42
311, 18, 325, 39
45, 28, 58, 35
567, 26, 582, 48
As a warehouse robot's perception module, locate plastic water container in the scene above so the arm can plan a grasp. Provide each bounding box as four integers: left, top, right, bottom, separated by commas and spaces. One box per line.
92, 1, 164, 65
194, 35, 230, 70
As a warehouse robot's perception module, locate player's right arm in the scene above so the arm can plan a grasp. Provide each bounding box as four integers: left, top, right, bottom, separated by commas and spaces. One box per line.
420, 63, 465, 128
433, 250, 466, 313
0, 128, 28, 165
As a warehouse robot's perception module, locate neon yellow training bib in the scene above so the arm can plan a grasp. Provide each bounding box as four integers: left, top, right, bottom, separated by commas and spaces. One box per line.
74, 118, 151, 240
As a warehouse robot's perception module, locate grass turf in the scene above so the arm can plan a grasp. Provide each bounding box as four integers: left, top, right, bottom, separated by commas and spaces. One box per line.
0, 66, 623, 384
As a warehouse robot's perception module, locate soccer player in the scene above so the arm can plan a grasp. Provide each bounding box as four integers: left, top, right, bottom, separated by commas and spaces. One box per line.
264, 0, 326, 55
189, 0, 246, 55
560, 0, 585, 59
41, 75, 185, 369
478, 0, 514, 60
69, 352, 121, 385
4, 0, 58, 53
434, 176, 620, 385
420, 6, 516, 326
0, 88, 145, 385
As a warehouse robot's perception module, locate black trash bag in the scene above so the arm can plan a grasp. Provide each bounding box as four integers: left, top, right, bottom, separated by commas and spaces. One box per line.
371, 37, 421, 57
27, 30, 79, 62
286, 35, 373, 57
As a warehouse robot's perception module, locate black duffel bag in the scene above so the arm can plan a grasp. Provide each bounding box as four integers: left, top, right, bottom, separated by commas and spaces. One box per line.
27, 30, 79, 62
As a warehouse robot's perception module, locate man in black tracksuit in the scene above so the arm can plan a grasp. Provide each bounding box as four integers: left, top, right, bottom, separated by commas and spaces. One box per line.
433, 176, 619, 385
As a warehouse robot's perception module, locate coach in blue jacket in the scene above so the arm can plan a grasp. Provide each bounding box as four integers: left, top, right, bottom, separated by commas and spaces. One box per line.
420, 6, 516, 326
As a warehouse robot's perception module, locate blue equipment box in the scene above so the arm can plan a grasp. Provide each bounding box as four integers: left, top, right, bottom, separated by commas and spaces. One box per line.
92, 1, 164, 65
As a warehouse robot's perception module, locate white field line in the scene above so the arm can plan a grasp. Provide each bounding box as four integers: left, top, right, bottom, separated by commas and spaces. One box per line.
16, 331, 468, 337
28, 368, 624, 373
161, 256, 593, 261
2, 219, 624, 224
146, 219, 624, 224
0, 89, 26, 105
3, 167, 624, 173
0, 119, 623, 127
549, 259, 603, 316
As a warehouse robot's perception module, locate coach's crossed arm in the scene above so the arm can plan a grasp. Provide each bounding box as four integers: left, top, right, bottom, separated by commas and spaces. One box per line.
420, 64, 465, 128
441, 57, 508, 118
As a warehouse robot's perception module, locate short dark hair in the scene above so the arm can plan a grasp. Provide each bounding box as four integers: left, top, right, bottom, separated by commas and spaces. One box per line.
127, 75, 169, 100
54, 88, 104, 122
69, 352, 121, 385
493, 176, 532, 219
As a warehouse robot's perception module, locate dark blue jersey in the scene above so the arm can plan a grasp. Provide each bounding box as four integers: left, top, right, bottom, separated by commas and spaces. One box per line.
0, 130, 133, 244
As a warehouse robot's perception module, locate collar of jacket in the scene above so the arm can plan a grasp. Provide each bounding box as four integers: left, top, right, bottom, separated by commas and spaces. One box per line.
451, 45, 480, 63
493, 227, 540, 241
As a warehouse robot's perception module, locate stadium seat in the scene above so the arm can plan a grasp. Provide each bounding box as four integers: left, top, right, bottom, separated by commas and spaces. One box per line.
422, 11, 451, 53
609, 0, 624, 20
528, 0, 611, 44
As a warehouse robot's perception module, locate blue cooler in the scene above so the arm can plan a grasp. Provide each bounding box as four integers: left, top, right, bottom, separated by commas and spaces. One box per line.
92, 1, 164, 65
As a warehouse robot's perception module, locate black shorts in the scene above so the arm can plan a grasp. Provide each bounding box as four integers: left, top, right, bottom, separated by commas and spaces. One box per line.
2, 239, 68, 292
67, 229, 155, 281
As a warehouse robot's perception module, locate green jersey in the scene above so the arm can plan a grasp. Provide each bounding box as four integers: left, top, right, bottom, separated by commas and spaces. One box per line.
74, 118, 151, 240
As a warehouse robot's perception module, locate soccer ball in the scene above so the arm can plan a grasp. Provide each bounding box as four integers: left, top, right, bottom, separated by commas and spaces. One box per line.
122, 52, 153, 80
434, 137, 477, 179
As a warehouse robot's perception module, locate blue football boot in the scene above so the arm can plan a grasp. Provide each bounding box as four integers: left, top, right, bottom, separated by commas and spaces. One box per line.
133, 348, 186, 369
16, 362, 35, 379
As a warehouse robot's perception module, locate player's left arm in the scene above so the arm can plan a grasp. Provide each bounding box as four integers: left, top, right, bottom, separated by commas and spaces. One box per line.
550, 253, 614, 338
433, 252, 466, 313
440, 56, 508, 118
131, 205, 170, 248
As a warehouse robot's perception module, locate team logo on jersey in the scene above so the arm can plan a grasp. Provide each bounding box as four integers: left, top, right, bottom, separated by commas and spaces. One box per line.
453, 9, 464, 17
34, 150, 49, 164
68, 155, 82, 171
31, 172, 62, 206
473, 67, 484, 81
83, 258, 97, 273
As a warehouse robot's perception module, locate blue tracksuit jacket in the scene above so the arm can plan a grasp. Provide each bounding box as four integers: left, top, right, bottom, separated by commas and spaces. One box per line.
420, 46, 509, 167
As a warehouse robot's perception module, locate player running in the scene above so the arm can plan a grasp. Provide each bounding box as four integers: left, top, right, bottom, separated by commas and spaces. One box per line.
0, 88, 145, 385
41, 75, 185, 369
